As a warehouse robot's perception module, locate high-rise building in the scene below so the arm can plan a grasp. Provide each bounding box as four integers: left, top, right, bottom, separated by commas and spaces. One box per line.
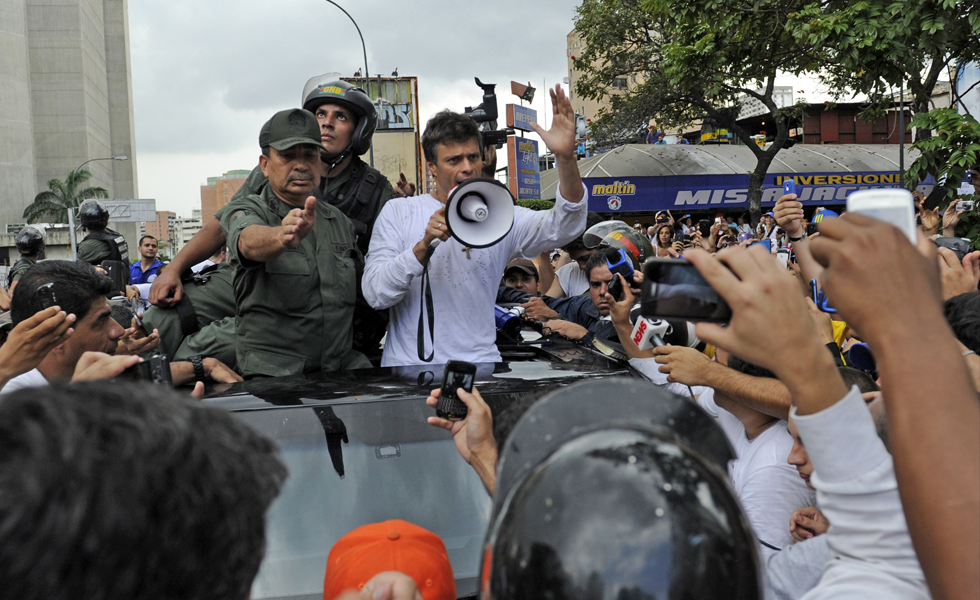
174, 209, 202, 254
0, 0, 139, 231
200, 170, 250, 224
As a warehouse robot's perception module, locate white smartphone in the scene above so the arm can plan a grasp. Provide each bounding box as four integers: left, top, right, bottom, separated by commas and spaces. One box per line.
846, 189, 917, 244
775, 248, 790, 268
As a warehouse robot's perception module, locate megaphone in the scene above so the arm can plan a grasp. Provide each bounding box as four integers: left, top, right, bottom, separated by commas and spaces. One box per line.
444, 177, 515, 248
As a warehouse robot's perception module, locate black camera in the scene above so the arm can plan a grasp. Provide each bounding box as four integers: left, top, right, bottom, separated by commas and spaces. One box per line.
935, 237, 973, 261
464, 78, 514, 149
118, 354, 172, 386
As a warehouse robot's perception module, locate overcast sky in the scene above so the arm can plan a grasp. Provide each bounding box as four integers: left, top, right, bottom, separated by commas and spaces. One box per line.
130, 0, 583, 218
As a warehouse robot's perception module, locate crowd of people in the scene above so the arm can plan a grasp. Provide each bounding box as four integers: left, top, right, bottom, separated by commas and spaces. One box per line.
0, 66, 978, 600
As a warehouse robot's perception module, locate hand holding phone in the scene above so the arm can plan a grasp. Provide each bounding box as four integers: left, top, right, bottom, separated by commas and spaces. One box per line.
437, 361, 476, 421
846, 189, 917, 244
783, 180, 797, 197
641, 258, 732, 322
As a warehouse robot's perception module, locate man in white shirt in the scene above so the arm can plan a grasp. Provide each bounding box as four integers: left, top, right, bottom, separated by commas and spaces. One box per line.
363, 85, 587, 367
630, 349, 815, 557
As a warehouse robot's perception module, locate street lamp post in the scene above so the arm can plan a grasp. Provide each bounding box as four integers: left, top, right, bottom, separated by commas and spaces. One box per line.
67, 155, 128, 260
322, 0, 374, 167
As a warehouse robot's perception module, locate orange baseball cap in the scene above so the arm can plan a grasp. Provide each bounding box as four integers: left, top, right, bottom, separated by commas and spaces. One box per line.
323, 520, 456, 600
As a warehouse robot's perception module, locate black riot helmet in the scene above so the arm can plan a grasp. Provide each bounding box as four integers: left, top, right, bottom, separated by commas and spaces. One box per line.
301, 75, 378, 158
15, 226, 45, 256
483, 379, 761, 600
78, 200, 109, 231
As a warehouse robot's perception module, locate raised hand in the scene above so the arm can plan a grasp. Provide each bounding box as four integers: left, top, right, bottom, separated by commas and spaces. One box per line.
395, 172, 416, 197
529, 85, 576, 159
280, 195, 316, 249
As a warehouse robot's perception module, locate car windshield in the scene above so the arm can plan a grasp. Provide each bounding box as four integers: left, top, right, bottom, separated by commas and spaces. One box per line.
237, 399, 491, 600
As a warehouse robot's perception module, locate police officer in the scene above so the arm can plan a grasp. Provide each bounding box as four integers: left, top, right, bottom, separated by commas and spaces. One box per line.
76, 200, 129, 264
149, 77, 402, 359
141, 258, 237, 369
219, 108, 370, 378
7, 226, 45, 296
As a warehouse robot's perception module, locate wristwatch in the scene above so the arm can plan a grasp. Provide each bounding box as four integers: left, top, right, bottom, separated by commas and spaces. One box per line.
788, 231, 807, 242
188, 354, 206, 382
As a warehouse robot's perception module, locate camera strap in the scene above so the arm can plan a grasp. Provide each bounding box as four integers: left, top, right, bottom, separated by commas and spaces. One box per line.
416, 241, 440, 362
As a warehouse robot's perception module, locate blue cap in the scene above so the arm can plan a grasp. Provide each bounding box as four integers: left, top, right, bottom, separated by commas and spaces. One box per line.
765, 211, 775, 217
812, 209, 839, 223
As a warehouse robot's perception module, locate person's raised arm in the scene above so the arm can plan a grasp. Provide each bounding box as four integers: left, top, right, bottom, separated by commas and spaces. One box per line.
149, 218, 225, 306
684, 247, 848, 415
426, 386, 497, 495
653, 345, 793, 420
810, 215, 979, 599
530, 85, 583, 204
773, 193, 824, 288
534, 250, 556, 296
608, 275, 653, 359
0, 307, 75, 390
238, 196, 316, 263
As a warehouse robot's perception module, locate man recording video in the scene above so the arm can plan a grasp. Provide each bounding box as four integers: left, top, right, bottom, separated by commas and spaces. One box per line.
363, 85, 587, 366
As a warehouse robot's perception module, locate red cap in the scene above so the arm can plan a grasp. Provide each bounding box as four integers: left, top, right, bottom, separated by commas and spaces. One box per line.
323, 520, 456, 600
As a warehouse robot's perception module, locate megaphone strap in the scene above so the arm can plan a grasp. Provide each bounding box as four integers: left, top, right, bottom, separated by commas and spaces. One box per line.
417, 243, 438, 362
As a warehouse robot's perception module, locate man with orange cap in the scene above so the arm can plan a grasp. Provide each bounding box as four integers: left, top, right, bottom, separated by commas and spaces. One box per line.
324, 520, 456, 600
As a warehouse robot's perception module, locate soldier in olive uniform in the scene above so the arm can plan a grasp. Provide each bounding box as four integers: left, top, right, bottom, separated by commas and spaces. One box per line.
7, 226, 45, 296
141, 260, 237, 368
219, 109, 370, 378
149, 77, 405, 360
76, 200, 130, 265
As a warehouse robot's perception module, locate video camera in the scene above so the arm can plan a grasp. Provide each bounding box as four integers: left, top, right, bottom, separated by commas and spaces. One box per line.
464, 78, 515, 149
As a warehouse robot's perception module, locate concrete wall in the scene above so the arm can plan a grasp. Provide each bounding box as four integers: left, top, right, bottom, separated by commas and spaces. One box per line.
0, 0, 37, 228
0, 0, 138, 232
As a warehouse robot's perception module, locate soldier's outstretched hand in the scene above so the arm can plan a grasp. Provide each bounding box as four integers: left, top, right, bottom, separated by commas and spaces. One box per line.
281, 195, 316, 248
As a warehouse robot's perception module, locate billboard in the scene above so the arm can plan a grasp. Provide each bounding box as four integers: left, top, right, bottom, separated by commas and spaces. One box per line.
506, 104, 538, 132
586, 171, 934, 213
343, 76, 422, 193
507, 136, 541, 199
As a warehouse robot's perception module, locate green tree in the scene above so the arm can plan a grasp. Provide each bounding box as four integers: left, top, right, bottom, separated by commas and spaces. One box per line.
792, 0, 980, 138
905, 108, 980, 247
574, 0, 819, 224
22, 169, 108, 224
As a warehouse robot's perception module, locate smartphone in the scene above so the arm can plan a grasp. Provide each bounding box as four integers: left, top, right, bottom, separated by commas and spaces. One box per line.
806, 222, 820, 236
751, 239, 772, 252
921, 185, 946, 212
605, 248, 636, 302
118, 354, 173, 385
776, 248, 791, 268
698, 219, 712, 237
783, 179, 797, 196
809, 279, 837, 314
847, 189, 917, 244
641, 258, 733, 323
956, 200, 975, 212
36, 282, 57, 309
436, 361, 476, 421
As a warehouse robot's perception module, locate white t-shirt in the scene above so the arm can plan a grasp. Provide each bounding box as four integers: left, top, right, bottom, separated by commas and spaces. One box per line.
363, 185, 587, 367
555, 262, 590, 297
0, 368, 48, 396
695, 387, 816, 556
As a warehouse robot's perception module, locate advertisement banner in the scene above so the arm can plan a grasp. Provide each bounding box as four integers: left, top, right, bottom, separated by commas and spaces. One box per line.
506, 104, 538, 132
507, 136, 541, 199
585, 171, 933, 213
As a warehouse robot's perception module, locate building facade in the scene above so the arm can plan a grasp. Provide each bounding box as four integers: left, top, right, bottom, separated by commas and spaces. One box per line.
200, 170, 250, 224
1, 0, 139, 236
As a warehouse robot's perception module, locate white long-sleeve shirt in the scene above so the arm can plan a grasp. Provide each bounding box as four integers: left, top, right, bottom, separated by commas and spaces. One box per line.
794, 387, 930, 600
363, 185, 587, 367
628, 358, 815, 557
